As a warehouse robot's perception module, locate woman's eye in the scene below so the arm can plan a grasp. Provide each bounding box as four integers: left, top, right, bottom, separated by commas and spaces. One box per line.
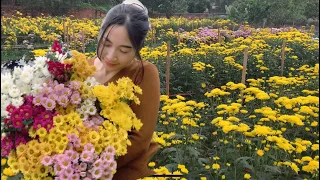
120, 50, 129, 54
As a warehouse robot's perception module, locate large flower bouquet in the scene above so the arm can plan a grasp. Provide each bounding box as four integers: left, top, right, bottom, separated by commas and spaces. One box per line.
1, 40, 143, 180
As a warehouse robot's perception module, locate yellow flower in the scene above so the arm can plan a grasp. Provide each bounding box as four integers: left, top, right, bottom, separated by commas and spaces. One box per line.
3, 167, 15, 176
36, 127, 47, 137
244, 173, 251, 179
222, 175, 226, 179
148, 162, 156, 167
1, 158, 7, 166
212, 163, 220, 170
256, 149, 264, 156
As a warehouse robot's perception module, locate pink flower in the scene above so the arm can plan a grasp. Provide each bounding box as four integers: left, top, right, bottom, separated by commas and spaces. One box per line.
101, 171, 113, 180
58, 157, 72, 169
61, 87, 72, 97
93, 159, 103, 169
70, 93, 81, 105
42, 86, 53, 95
104, 145, 116, 156
43, 98, 56, 111
79, 162, 88, 171
80, 171, 87, 177
71, 173, 80, 180
6, 104, 17, 113
67, 133, 78, 143
48, 93, 58, 101
80, 150, 94, 163
54, 84, 65, 93
73, 139, 81, 148
90, 167, 103, 179
12, 117, 23, 129
42, 155, 53, 166
69, 81, 80, 90
57, 95, 69, 108
84, 143, 95, 153
54, 163, 63, 175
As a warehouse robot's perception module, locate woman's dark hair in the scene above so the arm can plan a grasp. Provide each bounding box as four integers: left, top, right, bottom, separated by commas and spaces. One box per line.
97, 3, 150, 85
97, 3, 150, 61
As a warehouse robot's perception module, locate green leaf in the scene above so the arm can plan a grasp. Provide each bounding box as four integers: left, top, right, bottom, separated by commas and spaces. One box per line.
187, 146, 200, 157
160, 147, 177, 154
198, 158, 209, 165
263, 165, 282, 175
23, 119, 33, 126
234, 156, 254, 173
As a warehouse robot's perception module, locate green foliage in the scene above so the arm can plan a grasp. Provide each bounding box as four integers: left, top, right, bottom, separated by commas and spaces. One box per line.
229, 0, 317, 25
187, 0, 210, 13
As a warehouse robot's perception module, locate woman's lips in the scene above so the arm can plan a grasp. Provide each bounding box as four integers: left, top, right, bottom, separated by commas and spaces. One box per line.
105, 61, 118, 67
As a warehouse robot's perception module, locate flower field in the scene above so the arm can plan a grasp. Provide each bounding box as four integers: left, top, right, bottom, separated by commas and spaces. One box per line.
1, 14, 319, 180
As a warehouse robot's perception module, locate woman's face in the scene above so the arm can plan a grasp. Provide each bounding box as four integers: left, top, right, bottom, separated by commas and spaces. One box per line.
98, 25, 136, 72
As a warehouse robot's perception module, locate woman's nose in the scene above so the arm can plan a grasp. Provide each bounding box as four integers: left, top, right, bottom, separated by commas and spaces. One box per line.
105, 49, 117, 61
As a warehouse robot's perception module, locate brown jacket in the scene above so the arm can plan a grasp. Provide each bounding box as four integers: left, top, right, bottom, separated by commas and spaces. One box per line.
88, 57, 160, 180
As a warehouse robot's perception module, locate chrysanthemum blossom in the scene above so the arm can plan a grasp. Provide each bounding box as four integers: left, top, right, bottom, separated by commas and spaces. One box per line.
41, 155, 53, 166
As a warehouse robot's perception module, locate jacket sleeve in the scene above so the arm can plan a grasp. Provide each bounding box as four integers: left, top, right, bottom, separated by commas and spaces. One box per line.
116, 63, 160, 168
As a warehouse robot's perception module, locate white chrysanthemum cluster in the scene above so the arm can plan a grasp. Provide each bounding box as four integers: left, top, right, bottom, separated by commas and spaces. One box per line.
1, 56, 52, 117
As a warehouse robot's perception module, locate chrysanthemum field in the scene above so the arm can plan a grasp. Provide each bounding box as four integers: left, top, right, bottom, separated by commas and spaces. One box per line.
1, 14, 319, 180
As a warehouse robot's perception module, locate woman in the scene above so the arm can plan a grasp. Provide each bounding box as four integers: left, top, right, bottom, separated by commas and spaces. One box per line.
87, 0, 160, 179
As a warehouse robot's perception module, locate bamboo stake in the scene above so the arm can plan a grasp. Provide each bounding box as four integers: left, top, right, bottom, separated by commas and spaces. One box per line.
240, 47, 249, 101
166, 41, 171, 96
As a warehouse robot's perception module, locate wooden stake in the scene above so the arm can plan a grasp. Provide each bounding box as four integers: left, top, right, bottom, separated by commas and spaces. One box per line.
281, 39, 286, 76
218, 28, 221, 43
81, 31, 85, 53
177, 30, 180, 45
63, 20, 66, 43
166, 41, 171, 96
66, 25, 69, 50
240, 47, 249, 101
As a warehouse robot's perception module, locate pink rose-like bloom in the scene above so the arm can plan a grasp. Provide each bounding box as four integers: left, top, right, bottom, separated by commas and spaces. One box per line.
41, 155, 53, 166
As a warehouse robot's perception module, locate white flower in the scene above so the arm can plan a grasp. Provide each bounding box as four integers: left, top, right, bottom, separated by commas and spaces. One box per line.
1, 72, 13, 84
82, 99, 95, 106
41, 66, 51, 77
84, 77, 100, 88
59, 53, 68, 63
11, 97, 24, 107
87, 105, 97, 115
31, 83, 44, 95
20, 65, 34, 84
1, 82, 12, 94
13, 67, 22, 79
18, 82, 32, 94
8, 86, 21, 98
34, 56, 48, 69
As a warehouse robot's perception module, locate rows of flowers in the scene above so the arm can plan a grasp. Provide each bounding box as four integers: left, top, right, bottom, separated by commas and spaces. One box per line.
1, 41, 144, 180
